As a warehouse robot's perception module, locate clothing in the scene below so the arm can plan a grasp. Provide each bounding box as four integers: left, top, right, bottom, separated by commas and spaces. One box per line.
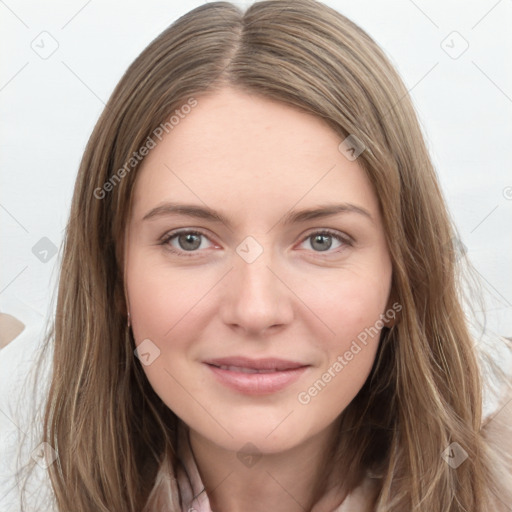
175, 422, 211, 512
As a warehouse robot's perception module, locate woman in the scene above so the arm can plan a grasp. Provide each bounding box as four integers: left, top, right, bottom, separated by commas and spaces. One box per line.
13, 0, 512, 510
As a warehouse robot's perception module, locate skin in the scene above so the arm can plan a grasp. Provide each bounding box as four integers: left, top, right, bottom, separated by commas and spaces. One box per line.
124, 87, 393, 512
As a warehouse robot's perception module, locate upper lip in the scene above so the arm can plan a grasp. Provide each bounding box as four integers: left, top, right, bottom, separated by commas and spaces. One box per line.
204, 356, 309, 371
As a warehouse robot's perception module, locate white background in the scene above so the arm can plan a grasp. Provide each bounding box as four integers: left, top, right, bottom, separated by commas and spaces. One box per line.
1, 0, 511, 334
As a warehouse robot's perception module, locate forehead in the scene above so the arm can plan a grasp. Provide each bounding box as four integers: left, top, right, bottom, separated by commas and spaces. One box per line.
130, 87, 379, 224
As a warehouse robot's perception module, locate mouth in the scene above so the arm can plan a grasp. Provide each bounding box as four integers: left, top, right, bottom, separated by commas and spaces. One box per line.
208, 365, 292, 374
203, 357, 310, 395
203, 356, 308, 371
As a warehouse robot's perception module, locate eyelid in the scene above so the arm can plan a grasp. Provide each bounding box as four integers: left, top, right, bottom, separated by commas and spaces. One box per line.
299, 227, 354, 245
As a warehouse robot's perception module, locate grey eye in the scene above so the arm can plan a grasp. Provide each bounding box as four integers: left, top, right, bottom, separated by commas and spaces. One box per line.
298, 231, 347, 254
310, 234, 334, 251
177, 233, 203, 251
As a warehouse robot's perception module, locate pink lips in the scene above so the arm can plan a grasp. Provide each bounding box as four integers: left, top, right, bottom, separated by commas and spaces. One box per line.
203, 356, 310, 395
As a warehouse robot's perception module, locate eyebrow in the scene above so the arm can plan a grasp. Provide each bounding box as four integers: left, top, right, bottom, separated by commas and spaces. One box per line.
142, 201, 374, 228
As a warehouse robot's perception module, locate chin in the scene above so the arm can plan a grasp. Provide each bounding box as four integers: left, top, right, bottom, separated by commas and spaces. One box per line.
227, 431, 303, 455
193, 416, 314, 455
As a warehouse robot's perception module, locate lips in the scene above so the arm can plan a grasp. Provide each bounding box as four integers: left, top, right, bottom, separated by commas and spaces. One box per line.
203, 356, 308, 372
203, 356, 310, 395
212, 365, 282, 374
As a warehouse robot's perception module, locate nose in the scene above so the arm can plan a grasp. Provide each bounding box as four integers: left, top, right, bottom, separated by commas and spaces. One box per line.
219, 246, 294, 336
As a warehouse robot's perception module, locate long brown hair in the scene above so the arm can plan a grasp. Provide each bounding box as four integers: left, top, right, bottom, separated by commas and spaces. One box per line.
17, 1, 512, 510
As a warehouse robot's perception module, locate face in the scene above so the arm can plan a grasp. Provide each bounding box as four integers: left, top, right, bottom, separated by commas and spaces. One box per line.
124, 87, 393, 455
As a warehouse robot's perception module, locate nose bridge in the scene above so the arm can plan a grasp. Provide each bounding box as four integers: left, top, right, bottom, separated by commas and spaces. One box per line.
220, 235, 293, 333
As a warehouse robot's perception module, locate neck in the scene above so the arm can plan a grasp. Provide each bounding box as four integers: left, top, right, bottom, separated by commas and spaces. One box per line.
188, 416, 347, 512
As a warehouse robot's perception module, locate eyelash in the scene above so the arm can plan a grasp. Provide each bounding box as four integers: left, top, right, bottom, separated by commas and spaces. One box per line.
159, 228, 353, 258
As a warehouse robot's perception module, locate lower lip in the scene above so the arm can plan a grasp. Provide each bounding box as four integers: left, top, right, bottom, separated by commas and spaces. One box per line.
205, 364, 309, 395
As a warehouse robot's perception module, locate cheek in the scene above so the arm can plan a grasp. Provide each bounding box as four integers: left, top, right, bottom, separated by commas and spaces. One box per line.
308, 269, 390, 350
125, 258, 200, 417
126, 251, 204, 340
125, 252, 214, 400
295, 271, 389, 409
296, 304, 384, 424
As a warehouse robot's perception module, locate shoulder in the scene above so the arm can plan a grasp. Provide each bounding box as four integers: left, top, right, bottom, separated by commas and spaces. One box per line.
481, 373, 512, 495
482, 381, 512, 440
481, 342, 512, 453
331, 380, 512, 512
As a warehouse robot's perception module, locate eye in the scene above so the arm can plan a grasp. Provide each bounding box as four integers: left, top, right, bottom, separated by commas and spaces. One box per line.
160, 229, 215, 257
298, 229, 352, 254
160, 228, 352, 258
